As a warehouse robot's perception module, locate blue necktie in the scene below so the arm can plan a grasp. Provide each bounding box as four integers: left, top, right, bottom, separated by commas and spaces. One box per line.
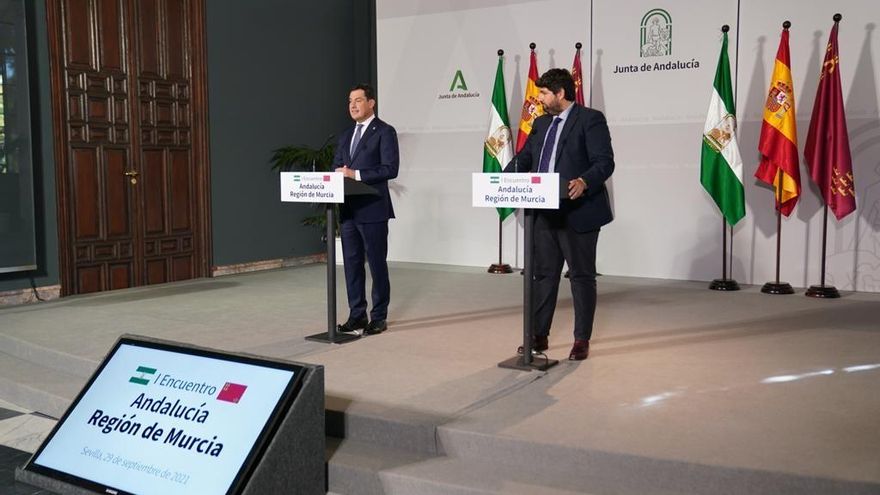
350, 123, 363, 156
537, 117, 562, 173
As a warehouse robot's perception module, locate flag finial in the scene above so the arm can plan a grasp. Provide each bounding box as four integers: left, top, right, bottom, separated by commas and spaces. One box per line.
722, 25, 729, 33
529, 42, 536, 50
498, 49, 504, 56
783, 20, 791, 30
833, 13, 842, 23
575, 42, 582, 49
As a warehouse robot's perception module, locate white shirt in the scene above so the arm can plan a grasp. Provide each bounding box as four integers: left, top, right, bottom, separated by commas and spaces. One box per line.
349, 114, 376, 181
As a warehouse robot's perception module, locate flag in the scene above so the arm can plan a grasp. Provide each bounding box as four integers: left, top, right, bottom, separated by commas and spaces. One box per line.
483, 55, 515, 220
516, 47, 543, 153
804, 22, 855, 220
217, 382, 248, 403
572, 44, 585, 106
755, 26, 801, 216
701, 30, 745, 226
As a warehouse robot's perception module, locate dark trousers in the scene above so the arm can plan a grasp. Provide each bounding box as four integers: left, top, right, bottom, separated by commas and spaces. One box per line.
532, 212, 599, 341
340, 220, 390, 321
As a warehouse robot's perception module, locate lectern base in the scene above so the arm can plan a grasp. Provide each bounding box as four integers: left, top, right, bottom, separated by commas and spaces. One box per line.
498, 354, 559, 371
305, 331, 361, 344
761, 282, 795, 294
488, 263, 513, 274
709, 279, 741, 291
805, 284, 841, 298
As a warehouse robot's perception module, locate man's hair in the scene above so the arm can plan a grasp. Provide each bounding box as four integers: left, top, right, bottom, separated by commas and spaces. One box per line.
350, 83, 376, 101
535, 68, 576, 102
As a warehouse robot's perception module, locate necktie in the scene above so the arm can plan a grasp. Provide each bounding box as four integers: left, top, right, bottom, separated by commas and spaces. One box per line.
350, 124, 363, 156
537, 117, 562, 173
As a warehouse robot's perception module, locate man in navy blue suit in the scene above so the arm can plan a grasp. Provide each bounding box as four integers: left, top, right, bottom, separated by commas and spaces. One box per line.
333, 84, 400, 336
504, 69, 615, 360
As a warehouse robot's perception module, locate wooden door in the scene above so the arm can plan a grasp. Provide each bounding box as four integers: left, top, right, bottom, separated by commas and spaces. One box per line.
48, 0, 211, 295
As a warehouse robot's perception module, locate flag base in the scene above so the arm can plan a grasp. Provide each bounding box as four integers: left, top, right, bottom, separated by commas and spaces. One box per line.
305, 331, 361, 344
805, 284, 840, 299
488, 263, 513, 274
761, 282, 795, 295
709, 279, 741, 291
498, 354, 559, 371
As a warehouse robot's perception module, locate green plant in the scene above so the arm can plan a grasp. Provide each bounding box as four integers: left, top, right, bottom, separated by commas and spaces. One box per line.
270, 136, 336, 173
270, 137, 339, 237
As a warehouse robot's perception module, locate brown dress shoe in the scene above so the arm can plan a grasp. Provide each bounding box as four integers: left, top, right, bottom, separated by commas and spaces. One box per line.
517, 335, 549, 354
568, 340, 590, 361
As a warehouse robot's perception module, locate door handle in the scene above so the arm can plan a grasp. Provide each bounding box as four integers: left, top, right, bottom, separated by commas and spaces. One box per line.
124, 170, 139, 184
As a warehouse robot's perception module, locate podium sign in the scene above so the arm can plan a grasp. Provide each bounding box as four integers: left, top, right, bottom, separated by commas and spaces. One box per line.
472, 173, 560, 209
21, 336, 314, 495
280, 172, 344, 203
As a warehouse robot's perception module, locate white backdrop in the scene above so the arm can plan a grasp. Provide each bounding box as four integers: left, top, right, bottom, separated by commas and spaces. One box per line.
377, 0, 880, 292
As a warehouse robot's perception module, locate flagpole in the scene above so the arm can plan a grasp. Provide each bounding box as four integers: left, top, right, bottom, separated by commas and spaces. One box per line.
487, 49, 513, 275
761, 166, 795, 294
806, 205, 840, 297
709, 25, 740, 291
805, 14, 844, 299
489, 216, 512, 273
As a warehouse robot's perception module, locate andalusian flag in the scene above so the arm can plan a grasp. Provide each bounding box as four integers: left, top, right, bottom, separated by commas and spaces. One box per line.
701, 30, 745, 226
483, 55, 515, 220
804, 21, 856, 220
755, 26, 801, 216
516, 46, 543, 152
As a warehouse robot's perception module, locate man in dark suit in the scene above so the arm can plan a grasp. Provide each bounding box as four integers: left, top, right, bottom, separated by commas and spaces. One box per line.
333, 84, 399, 336
504, 68, 615, 360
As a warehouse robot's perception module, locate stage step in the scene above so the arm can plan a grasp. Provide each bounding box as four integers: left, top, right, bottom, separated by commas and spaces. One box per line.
0, 351, 79, 420
0, 333, 98, 380
326, 436, 592, 495
435, 426, 880, 495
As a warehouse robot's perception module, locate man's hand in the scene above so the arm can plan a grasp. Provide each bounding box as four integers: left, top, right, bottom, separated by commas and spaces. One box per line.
568, 177, 587, 199
336, 166, 356, 179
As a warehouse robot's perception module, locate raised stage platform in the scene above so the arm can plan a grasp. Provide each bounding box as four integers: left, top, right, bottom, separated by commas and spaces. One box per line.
1, 262, 878, 494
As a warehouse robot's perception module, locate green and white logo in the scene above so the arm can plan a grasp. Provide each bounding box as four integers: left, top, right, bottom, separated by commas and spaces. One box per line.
489, 176, 500, 184
293, 175, 301, 182
640, 8, 672, 57
449, 70, 468, 92
130, 365, 156, 385
438, 69, 480, 100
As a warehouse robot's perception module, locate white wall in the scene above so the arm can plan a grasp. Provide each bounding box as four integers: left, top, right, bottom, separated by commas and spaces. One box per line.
377, 0, 880, 292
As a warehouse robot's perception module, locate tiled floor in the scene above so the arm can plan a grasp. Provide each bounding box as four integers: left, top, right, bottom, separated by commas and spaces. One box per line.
0, 406, 52, 494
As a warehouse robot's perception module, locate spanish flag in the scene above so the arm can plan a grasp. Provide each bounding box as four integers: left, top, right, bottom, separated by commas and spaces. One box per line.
755, 25, 801, 216
515, 46, 543, 153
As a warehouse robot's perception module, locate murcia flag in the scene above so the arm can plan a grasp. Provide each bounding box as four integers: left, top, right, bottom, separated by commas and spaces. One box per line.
483, 53, 515, 220
217, 382, 247, 403
516, 46, 543, 153
572, 44, 585, 106
755, 25, 801, 216
701, 29, 745, 226
804, 21, 856, 220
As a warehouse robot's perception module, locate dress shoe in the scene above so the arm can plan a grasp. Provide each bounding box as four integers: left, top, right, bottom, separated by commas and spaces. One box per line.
568, 340, 590, 361
337, 317, 368, 334
364, 319, 387, 335
517, 335, 549, 354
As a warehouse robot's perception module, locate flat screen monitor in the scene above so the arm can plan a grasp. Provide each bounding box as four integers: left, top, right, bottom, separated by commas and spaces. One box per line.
23, 336, 306, 495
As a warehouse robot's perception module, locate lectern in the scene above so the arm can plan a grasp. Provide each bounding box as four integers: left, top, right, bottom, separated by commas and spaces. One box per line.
281, 173, 378, 344
472, 173, 564, 371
